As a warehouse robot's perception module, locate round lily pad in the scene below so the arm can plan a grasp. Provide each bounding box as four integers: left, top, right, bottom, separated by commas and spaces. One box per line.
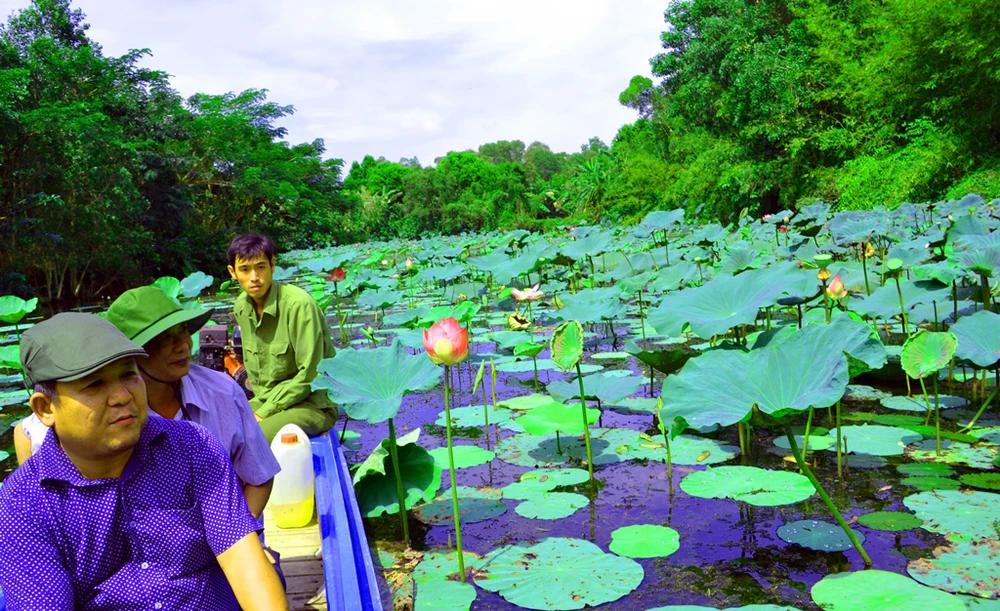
609, 524, 680, 558
962, 595, 1000, 609
906, 440, 998, 469
811, 569, 965, 610
427, 445, 495, 470
774, 433, 836, 452
415, 580, 476, 610
646, 606, 800, 611
413, 549, 482, 582
844, 384, 892, 401
412, 486, 508, 525
904, 490, 1000, 539
435, 405, 513, 427
515, 492, 589, 520
959, 473, 1000, 491
845, 454, 889, 469
609, 396, 660, 414
494, 428, 646, 467
626, 434, 740, 465
908, 538, 1000, 599
777, 519, 866, 552
826, 424, 922, 456
502, 468, 591, 500
474, 537, 644, 610
590, 351, 632, 361
897, 462, 956, 477
900, 476, 962, 491
858, 511, 924, 531
880, 394, 966, 412
497, 393, 560, 411
680, 466, 815, 507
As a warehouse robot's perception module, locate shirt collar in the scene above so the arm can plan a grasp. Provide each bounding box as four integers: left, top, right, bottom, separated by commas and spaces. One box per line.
241, 281, 280, 323
36, 414, 169, 487
178, 369, 206, 415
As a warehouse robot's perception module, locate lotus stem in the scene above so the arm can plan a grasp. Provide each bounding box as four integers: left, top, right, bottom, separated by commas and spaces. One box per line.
961, 385, 1000, 432
575, 362, 596, 495
443, 366, 467, 582
894, 276, 909, 336
649, 365, 655, 397
835, 400, 843, 480
802, 407, 814, 456
555, 430, 562, 454
340, 415, 350, 443
737, 422, 747, 457
532, 356, 539, 390
980, 273, 994, 313
656, 400, 673, 495
480, 371, 491, 451
638, 290, 647, 341
784, 426, 872, 567
386, 419, 410, 547
933, 375, 941, 456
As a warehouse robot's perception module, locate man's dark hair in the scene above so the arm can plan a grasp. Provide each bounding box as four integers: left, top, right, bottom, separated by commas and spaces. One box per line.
227, 234, 275, 267
33, 381, 56, 398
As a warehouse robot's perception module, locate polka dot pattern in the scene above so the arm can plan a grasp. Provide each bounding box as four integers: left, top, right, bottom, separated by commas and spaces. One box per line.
0, 417, 259, 610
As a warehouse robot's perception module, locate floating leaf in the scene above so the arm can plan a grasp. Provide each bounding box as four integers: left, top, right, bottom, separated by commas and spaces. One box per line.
501, 468, 591, 500
550, 320, 584, 372
547, 371, 644, 405
880, 394, 966, 412
608, 525, 680, 558
857, 511, 924, 531
901, 330, 959, 379
435, 405, 514, 428
777, 519, 866, 552
474, 537, 644, 610
514, 492, 589, 520
951, 309, 1000, 368
413, 487, 507, 526
897, 462, 955, 477
427, 445, 494, 470
518, 401, 600, 436
904, 490, 1000, 539
900, 476, 962, 491
811, 569, 965, 610
624, 340, 693, 375
680, 466, 814, 507
906, 440, 998, 469
908, 538, 1000, 599
959, 473, 1000, 491
313, 340, 442, 423
824, 425, 922, 456
415, 580, 476, 611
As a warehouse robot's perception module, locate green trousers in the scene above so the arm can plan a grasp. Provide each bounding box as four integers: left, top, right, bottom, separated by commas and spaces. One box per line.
259, 405, 338, 443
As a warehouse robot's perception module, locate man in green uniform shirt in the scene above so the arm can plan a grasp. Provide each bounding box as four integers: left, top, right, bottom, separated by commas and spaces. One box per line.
226, 234, 338, 442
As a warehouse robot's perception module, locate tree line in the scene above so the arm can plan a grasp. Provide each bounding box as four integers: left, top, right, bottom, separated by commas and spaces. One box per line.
2, 0, 997, 301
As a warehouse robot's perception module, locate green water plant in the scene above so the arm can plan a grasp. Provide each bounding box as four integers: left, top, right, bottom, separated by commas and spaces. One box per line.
900, 330, 958, 454
550, 320, 597, 492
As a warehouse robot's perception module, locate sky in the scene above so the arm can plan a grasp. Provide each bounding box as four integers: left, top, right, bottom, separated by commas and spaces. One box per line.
5, 0, 670, 167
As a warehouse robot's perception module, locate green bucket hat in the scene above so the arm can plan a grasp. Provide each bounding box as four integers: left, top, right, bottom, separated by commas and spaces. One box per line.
107, 286, 214, 347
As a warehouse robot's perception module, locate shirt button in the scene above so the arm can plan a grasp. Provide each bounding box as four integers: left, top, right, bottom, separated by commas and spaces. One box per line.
129, 521, 137, 528
141, 562, 149, 569
154, 604, 162, 609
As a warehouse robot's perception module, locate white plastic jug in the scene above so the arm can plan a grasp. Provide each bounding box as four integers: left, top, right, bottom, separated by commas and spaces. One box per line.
269, 424, 315, 529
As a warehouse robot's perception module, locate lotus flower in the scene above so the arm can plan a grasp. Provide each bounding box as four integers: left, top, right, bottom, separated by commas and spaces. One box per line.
826, 274, 848, 300
329, 267, 346, 282
423, 317, 469, 366
405, 258, 413, 270
779, 225, 788, 233
512, 283, 543, 302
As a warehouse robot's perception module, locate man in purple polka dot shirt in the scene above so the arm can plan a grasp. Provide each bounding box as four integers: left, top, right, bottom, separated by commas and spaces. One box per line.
0, 313, 289, 610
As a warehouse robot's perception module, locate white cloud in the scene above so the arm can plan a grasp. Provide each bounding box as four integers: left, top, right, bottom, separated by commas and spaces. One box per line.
7, 0, 669, 166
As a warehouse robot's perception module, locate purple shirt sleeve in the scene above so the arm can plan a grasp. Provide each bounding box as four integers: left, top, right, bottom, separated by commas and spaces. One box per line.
0, 478, 74, 610
228, 382, 281, 487
188, 424, 261, 556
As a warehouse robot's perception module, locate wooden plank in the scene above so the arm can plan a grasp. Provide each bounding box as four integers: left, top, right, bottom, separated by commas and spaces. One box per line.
264, 507, 327, 611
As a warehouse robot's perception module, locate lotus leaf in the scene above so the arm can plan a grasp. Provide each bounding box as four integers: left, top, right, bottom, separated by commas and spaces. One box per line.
963, 595, 1000, 609
553, 288, 626, 323
610, 396, 660, 414
906, 440, 998, 469
844, 384, 892, 401
547, 371, 643, 405
811, 569, 964, 610
680, 466, 814, 507
902, 330, 958, 379
0, 295, 38, 324
880, 394, 965, 412
435, 405, 514, 428
413, 488, 506, 526
824, 424, 922, 456
514, 491, 589, 519
777, 519, 866, 552
495, 357, 563, 373
908, 538, 1000, 599
649, 261, 701, 292
590, 351, 632, 361
641, 209, 685, 229
0, 345, 21, 370
904, 490, 1000, 539
774, 434, 835, 452
648, 262, 813, 338
617, 272, 658, 295
762, 313, 888, 376
414, 580, 475, 611
625, 340, 694, 375
313, 340, 442, 424
356, 288, 402, 309
630, 434, 739, 465
900, 476, 962, 491
959, 473, 1000, 491
474, 537, 644, 610
501, 468, 591, 500
951, 310, 1000, 368
497, 393, 560, 411
517, 401, 600, 436
427, 445, 494, 470
550, 320, 584, 371
412, 548, 484, 582
560, 231, 614, 261
646, 606, 800, 611
852, 280, 952, 319
494, 428, 647, 467
353, 428, 441, 517
898, 462, 955, 476
609, 524, 680, 558
660, 318, 877, 429
152, 276, 182, 301
513, 341, 545, 358
179, 271, 214, 298
857, 511, 924, 531
961, 246, 1000, 277
271, 265, 297, 281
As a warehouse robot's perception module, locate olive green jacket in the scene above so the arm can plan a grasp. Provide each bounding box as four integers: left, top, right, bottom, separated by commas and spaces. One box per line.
233, 281, 336, 418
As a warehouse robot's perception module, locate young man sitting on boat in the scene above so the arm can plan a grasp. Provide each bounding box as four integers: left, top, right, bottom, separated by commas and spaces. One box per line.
0, 313, 288, 610
227, 233, 338, 442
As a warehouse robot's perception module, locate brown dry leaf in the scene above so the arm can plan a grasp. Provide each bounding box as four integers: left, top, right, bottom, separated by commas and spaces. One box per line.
639, 433, 655, 442
697, 451, 711, 462
878, 485, 892, 493
641, 442, 665, 449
